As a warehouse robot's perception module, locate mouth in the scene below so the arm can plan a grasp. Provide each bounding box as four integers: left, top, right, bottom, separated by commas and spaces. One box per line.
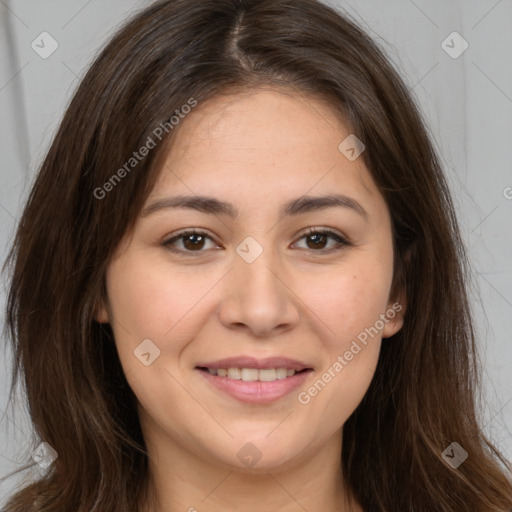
195, 356, 313, 403
196, 366, 309, 382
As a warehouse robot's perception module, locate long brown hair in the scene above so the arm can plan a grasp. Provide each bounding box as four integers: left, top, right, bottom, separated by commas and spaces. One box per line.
3, 0, 512, 510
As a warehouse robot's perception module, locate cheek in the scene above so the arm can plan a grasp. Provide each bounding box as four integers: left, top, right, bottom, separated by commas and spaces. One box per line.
106, 254, 212, 336
295, 281, 385, 435
292, 256, 391, 412
104, 256, 204, 372
299, 257, 393, 347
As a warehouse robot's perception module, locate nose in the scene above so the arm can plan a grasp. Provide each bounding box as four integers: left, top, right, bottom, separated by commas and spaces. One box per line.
217, 243, 301, 338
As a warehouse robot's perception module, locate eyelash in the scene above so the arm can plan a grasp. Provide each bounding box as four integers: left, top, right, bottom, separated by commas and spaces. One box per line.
162, 227, 351, 256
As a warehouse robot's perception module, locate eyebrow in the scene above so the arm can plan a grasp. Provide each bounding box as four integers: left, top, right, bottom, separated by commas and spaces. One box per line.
141, 193, 368, 220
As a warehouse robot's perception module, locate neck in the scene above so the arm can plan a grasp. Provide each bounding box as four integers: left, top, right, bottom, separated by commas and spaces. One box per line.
139, 424, 362, 512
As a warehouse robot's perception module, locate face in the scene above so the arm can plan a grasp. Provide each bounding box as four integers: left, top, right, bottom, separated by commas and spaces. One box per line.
96, 88, 405, 472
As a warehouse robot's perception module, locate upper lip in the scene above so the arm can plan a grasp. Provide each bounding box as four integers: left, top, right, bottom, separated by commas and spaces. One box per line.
196, 356, 312, 371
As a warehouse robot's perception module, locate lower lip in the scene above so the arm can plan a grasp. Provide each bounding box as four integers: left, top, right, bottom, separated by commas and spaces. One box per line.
197, 368, 312, 403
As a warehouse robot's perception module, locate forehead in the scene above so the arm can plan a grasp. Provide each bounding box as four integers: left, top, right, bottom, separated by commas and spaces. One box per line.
149, 87, 381, 217
168, 87, 350, 160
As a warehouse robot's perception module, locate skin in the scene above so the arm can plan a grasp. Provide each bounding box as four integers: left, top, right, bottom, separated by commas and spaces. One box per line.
96, 87, 406, 512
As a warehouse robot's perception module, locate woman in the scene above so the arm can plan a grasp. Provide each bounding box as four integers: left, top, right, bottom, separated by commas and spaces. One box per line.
3, 0, 512, 510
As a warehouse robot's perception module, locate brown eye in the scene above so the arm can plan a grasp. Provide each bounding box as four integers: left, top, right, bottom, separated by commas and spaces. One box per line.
163, 228, 350, 256
305, 232, 329, 249
164, 230, 218, 254
182, 233, 206, 251
293, 228, 350, 254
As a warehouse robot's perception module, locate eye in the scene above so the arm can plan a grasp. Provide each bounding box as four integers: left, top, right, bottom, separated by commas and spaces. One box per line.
164, 229, 219, 254
292, 227, 350, 254
163, 227, 350, 255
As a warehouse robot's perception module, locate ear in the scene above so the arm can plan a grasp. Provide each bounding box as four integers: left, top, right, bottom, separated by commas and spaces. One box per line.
94, 296, 110, 324
382, 243, 411, 338
382, 290, 406, 339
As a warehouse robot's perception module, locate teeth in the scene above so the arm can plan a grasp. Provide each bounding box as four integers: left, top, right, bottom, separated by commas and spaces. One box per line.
241, 368, 259, 381
259, 369, 276, 381
206, 367, 298, 381
227, 368, 241, 379
276, 368, 288, 380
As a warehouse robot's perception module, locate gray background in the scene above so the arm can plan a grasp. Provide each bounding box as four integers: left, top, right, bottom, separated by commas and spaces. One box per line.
1, 0, 511, 505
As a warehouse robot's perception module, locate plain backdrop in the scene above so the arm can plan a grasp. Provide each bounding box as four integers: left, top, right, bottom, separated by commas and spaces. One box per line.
1, 0, 511, 506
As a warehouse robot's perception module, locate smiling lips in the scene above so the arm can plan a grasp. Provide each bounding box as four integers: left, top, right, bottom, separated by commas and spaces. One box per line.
206, 367, 297, 381
196, 356, 313, 403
